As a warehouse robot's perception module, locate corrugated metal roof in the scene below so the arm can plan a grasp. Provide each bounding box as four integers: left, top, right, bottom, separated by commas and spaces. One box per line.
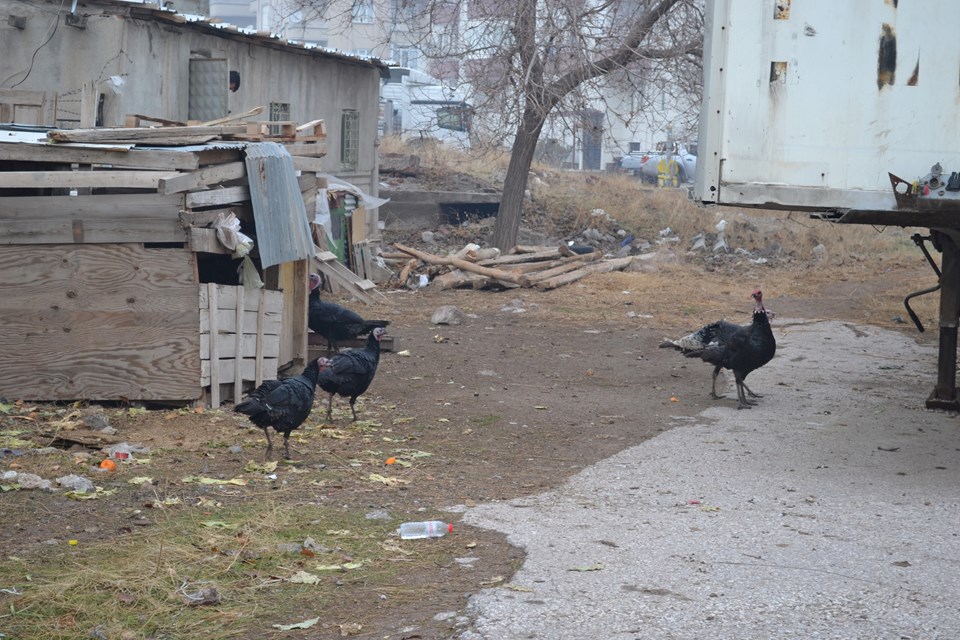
99, 0, 390, 71
244, 142, 314, 269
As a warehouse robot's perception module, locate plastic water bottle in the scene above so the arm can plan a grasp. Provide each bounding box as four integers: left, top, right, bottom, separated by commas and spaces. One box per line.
397, 520, 453, 539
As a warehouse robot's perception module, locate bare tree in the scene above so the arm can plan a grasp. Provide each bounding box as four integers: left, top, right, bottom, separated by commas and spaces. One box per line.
288, 0, 702, 248
473, 0, 702, 249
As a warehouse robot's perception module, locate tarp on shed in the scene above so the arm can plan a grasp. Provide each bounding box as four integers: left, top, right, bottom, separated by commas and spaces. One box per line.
244, 142, 313, 269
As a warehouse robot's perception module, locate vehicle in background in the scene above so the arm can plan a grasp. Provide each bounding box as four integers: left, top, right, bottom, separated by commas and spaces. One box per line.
620, 140, 697, 183
380, 67, 472, 148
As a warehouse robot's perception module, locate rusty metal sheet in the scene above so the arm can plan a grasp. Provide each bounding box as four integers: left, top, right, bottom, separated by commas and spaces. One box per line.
244, 142, 313, 269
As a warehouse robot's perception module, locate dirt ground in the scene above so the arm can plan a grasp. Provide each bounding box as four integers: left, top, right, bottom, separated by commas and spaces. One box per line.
0, 250, 942, 638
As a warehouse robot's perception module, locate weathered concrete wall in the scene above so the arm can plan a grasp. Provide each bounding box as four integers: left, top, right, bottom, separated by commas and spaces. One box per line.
379, 189, 501, 230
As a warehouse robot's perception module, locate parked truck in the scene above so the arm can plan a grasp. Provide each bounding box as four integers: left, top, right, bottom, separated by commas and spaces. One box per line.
621, 140, 697, 184
694, 0, 960, 408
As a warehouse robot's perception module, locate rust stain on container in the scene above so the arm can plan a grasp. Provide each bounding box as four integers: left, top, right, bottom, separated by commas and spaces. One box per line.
774, 0, 790, 19
907, 60, 919, 86
877, 24, 896, 90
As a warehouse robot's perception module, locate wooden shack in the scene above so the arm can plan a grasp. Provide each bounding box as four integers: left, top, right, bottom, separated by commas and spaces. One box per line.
0, 120, 331, 406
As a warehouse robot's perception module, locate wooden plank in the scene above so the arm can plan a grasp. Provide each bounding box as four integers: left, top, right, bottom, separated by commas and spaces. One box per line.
0, 245, 200, 401
199, 106, 265, 127
186, 185, 250, 208
525, 253, 603, 283
201, 357, 278, 386
534, 256, 634, 290
199, 285, 283, 312
234, 284, 245, 403
47, 125, 248, 143
0, 193, 184, 219
296, 119, 326, 137
0, 218, 185, 245
255, 289, 266, 387
0, 170, 178, 190
158, 161, 248, 195
276, 260, 309, 369
478, 248, 562, 266
0, 143, 204, 170
180, 206, 249, 228
291, 156, 326, 173
188, 227, 231, 254
125, 113, 187, 127
199, 307, 282, 335
200, 332, 279, 360
282, 141, 326, 157
207, 283, 220, 408
394, 242, 531, 287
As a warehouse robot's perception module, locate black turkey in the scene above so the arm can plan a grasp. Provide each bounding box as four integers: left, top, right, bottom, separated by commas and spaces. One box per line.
317, 327, 385, 421
234, 357, 330, 459
308, 273, 390, 351
660, 289, 776, 409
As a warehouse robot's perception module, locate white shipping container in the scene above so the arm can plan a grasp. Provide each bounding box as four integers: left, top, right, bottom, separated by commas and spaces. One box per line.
695, 0, 960, 213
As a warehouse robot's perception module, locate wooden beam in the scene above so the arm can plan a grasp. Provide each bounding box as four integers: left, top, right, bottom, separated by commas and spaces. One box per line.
125, 113, 188, 127
0, 169, 178, 190
158, 161, 247, 195
47, 125, 248, 143
0, 143, 204, 170
0, 218, 185, 245
393, 242, 530, 287
188, 227, 231, 254
186, 185, 250, 208
0, 193, 183, 219
207, 283, 220, 408
534, 256, 634, 290
282, 141, 326, 157
199, 105, 265, 127
292, 156, 326, 172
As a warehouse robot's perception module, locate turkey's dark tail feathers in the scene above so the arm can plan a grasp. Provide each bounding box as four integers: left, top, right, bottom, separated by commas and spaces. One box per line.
235, 398, 265, 415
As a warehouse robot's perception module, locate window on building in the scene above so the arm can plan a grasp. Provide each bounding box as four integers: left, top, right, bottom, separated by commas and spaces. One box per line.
393, 0, 417, 23
352, 0, 374, 23
341, 109, 359, 169
437, 105, 469, 133
391, 46, 420, 70
269, 101, 290, 136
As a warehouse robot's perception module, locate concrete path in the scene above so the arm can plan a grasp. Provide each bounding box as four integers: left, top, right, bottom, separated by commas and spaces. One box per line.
458, 320, 960, 640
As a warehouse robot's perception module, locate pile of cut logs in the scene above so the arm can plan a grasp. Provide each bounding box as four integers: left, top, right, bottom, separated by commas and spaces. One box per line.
385, 243, 633, 291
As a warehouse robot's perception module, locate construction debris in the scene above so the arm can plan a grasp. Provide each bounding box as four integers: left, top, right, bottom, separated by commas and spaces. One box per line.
390, 243, 634, 291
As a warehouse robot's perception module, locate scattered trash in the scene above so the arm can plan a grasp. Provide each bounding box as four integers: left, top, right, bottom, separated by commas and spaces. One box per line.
272, 617, 320, 631
178, 580, 221, 606
385, 457, 397, 465
397, 520, 453, 539
56, 474, 94, 493
568, 562, 604, 572
99, 459, 117, 472
315, 561, 363, 571
286, 570, 321, 584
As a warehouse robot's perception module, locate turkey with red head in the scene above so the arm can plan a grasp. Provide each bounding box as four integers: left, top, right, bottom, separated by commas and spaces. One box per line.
660, 289, 776, 409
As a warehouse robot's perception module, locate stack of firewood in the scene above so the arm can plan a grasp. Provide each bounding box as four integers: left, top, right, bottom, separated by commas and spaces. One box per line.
382, 243, 633, 291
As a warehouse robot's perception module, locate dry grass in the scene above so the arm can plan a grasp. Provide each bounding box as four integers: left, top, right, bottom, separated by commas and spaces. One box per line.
0, 499, 453, 639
